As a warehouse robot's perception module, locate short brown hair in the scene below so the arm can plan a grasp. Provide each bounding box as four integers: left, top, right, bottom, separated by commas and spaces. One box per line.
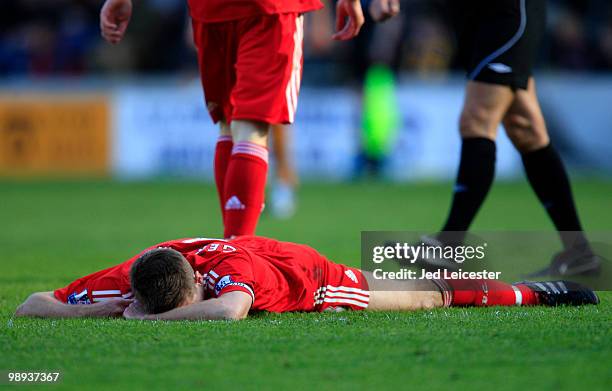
130, 248, 195, 314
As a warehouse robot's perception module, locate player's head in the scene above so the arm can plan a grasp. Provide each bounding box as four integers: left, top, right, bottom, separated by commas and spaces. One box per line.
130, 248, 197, 314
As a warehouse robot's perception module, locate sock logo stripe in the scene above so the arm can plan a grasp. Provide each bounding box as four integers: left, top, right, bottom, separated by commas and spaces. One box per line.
511, 285, 523, 306
232, 142, 269, 163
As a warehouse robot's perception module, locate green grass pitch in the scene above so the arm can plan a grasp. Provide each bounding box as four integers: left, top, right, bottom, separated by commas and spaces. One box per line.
1, 179, 611, 390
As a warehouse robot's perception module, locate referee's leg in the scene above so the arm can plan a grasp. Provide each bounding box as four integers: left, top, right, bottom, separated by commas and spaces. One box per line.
503, 78, 593, 255
437, 82, 514, 240
460, 82, 514, 142
502, 78, 548, 152
439, 0, 540, 240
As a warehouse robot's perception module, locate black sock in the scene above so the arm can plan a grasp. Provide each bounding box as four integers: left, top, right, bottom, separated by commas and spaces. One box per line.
521, 144, 588, 249
440, 138, 496, 243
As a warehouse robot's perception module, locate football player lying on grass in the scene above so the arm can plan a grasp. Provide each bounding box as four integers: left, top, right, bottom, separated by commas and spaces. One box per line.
15, 236, 599, 320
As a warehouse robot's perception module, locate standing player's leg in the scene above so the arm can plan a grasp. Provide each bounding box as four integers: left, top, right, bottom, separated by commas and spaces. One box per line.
271, 125, 298, 188
214, 121, 233, 220
223, 120, 270, 237
502, 78, 601, 276
270, 124, 298, 218
191, 20, 239, 227
222, 13, 305, 237
436, 82, 514, 244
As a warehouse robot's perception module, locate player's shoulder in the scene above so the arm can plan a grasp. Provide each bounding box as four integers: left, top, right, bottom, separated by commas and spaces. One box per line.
193, 239, 251, 263
151, 237, 231, 253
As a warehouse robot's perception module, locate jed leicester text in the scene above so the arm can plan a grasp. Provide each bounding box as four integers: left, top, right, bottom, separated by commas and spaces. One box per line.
373, 268, 501, 280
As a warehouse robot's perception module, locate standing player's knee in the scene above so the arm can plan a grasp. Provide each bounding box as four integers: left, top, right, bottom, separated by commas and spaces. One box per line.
219, 121, 231, 137
231, 120, 270, 146
503, 113, 549, 152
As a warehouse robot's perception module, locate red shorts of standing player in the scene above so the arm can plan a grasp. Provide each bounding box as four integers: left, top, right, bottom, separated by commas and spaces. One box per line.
15, 236, 598, 319
100, 0, 365, 238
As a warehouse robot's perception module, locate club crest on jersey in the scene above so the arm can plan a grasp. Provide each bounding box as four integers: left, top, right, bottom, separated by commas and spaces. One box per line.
68, 289, 91, 305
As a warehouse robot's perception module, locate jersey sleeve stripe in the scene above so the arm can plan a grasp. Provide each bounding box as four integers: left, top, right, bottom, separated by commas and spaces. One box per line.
92, 290, 122, 295
93, 297, 121, 302
220, 283, 255, 304
238, 283, 255, 303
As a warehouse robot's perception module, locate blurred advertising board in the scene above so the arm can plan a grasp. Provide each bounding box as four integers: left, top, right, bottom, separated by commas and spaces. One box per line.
388, 81, 521, 180
112, 84, 360, 180
1, 75, 608, 181
111, 81, 518, 181
0, 94, 110, 177
112, 83, 216, 179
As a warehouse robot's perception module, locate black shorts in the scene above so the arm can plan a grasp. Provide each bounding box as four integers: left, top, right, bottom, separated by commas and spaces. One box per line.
451, 0, 546, 90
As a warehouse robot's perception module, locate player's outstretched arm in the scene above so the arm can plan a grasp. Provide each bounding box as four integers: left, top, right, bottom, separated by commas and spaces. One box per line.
332, 0, 365, 40
123, 291, 252, 321
15, 292, 133, 318
100, 0, 133, 44
369, 0, 400, 22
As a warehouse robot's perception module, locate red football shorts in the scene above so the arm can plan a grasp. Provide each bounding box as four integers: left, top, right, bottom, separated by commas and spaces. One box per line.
192, 13, 304, 125
317, 262, 370, 312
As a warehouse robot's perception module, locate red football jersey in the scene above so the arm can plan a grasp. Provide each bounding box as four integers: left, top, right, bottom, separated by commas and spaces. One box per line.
187, 0, 323, 23
54, 236, 370, 312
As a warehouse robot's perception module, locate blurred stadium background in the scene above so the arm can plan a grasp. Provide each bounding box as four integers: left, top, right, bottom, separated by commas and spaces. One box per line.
1, 0, 611, 182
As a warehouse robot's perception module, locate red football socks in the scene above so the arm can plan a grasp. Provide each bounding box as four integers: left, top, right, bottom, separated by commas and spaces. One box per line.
434, 278, 538, 307
214, 136, 233, 219
223, 141, 268, 238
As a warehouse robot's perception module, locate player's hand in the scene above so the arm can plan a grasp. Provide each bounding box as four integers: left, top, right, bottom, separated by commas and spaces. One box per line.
89, 298, 133, 317
100, 0, 133, 44
123, 300, 149, 320
369, 0, 401, 22
332, 0, 365, 41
